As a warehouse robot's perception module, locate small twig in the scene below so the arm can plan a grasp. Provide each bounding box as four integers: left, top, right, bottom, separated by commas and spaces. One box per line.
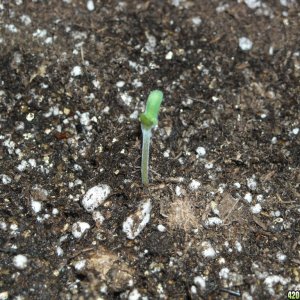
219, 287, 241, 297
69, 247, 95, 260
0, 248, 18, 254
291, 259, 300, 265
80, 46, 85, 64
187, 96, 215, 107
276, 193, 296, 204
163, 177, 185, 184
222, 197, 240, 224
172, 151, 182, 160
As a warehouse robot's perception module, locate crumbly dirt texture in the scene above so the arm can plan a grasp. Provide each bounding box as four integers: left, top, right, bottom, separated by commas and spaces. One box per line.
1, 1, 299, 299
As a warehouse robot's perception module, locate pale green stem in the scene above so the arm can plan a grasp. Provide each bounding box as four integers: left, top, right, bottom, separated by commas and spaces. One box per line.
141, 125, 152, 186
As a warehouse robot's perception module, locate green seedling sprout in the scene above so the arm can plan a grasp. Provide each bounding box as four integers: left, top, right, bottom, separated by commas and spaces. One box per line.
139, 90, 163, 186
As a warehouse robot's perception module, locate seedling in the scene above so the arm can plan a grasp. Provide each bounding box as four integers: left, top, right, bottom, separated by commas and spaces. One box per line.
139, 90, 163, 186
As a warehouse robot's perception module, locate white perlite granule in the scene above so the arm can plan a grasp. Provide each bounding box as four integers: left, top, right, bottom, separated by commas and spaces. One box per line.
239, 37, 253, 51
82, 184, 111, 212
13, 254, 28, 269
122, 199, 152, 239
72, 221, 91, 238
71, 66, 82, 77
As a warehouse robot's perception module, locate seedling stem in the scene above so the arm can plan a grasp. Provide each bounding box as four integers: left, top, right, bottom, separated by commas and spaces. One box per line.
141, 126, 151, 185
139, 90, 163, 186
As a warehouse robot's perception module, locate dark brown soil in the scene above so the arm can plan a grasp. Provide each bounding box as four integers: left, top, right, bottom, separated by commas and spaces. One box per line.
1, 1, 299, 299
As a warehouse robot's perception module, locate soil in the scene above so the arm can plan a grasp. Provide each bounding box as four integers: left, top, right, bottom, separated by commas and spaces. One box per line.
0, 1, 299, 299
